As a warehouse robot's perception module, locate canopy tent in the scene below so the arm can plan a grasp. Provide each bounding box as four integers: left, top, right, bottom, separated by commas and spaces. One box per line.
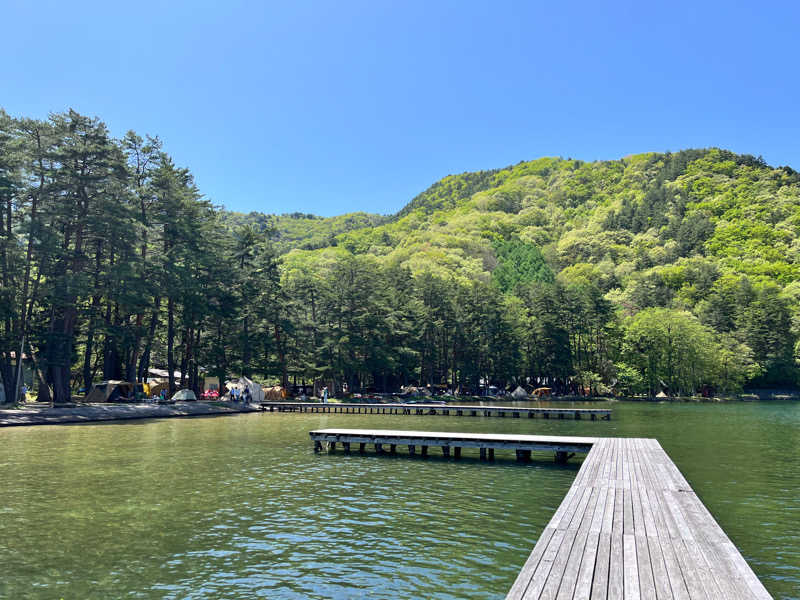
148, 368, 184, 380
171, 389, 197, 401
532, 387, 552, 398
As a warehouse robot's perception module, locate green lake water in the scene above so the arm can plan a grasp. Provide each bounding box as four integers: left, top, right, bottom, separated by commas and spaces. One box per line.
0, 401, 798, 599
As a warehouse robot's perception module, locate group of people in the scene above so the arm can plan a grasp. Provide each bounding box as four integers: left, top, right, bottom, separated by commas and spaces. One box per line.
229, 386, 252, 404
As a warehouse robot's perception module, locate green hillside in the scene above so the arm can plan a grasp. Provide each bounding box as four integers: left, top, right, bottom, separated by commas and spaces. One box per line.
289, 150, 800, 285
279, 149, 800, 391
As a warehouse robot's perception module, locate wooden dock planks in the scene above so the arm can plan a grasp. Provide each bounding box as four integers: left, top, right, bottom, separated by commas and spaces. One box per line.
507, 437, 772, 599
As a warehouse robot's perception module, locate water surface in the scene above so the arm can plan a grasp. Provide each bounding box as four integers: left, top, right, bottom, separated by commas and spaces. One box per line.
0, 401, 797, 599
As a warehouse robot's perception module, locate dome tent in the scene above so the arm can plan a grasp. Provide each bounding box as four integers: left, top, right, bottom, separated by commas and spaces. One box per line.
511, 386, 528, 400
171, 389, 197, 401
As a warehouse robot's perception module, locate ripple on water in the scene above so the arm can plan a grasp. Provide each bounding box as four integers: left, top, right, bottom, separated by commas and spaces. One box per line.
0, 403, 798, 599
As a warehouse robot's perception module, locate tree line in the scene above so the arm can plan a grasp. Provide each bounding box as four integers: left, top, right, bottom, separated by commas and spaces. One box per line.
0, 110, 796, 403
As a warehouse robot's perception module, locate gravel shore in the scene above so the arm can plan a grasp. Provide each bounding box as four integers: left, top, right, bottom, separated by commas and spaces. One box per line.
0, 401, 260, 427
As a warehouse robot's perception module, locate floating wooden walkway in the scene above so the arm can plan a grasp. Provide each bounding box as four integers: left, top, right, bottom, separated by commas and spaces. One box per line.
264, 402, 611, 420
309, 429, 772, 599
310, 429, 597, 462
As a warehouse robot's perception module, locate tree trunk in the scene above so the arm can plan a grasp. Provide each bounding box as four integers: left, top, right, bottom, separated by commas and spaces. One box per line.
138, 297, 160, 382
242, 315, 250, 377
167, 296, 175, 395
274, 322, 288, 388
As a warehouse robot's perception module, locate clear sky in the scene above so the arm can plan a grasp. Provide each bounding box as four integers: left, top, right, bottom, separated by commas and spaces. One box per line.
2, 1, 799, 216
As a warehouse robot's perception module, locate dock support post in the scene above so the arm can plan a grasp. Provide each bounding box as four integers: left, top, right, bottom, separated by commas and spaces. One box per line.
555, 451, 574, 464
480, 448, 487, 460
471, 410, 477, 417
454, 447, 461, 458
314, 440, 322, 452
421, 445, 428, 457
409, 445, 416, 456
544, 413, 549, 419
442, 446, 450, 457
343, 442, 350, 453
591, 413, 596, 421
327, 442, 336, 453
516, 450, 523, 462
513, 412, 520, 418
488, 448, 495, 461
390, 444, 397, 454
575, 411, 580, 420
375, 443, 383, 453
528, 412, 534, 418
359, 442, 366, 453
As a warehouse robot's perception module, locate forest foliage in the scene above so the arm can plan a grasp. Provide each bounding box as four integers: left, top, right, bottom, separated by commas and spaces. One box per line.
1, 108, 798, 403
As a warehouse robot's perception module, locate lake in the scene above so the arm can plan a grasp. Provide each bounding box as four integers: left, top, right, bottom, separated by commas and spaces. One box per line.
0, 401, 797, 599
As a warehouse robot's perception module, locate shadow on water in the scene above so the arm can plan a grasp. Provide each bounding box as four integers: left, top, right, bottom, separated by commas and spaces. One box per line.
319, 447, 584, 472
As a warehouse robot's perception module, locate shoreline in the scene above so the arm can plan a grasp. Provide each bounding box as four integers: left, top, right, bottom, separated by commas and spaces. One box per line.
0, 401, 260, 427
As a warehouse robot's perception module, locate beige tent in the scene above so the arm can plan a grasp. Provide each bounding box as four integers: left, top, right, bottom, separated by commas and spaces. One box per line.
149, 380, 171, 398
263, 386, 286, 401
85, 381, 140, 403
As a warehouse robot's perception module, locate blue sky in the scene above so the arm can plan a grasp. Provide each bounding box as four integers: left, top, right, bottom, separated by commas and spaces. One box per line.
2, 1, 799, 216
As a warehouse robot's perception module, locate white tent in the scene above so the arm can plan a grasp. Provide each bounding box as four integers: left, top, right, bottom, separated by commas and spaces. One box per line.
511, 386, 528, 400
232, 376, 264, 404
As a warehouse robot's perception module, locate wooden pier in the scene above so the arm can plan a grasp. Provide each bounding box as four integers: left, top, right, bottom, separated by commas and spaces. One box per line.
310, 429, 597, 462
309, 429, 772, 599
264, 402, 611, 420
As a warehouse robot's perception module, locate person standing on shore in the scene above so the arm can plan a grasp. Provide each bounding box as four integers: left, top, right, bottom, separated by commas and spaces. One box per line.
322, 386, 328, 403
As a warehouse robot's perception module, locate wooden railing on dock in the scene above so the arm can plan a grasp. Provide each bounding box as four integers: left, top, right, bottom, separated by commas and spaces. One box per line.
309, 428, 772, 599
263, 402, 611, 420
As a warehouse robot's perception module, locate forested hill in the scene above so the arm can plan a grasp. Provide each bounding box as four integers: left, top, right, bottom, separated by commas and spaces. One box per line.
287, 150, 800, 287
220, 210, 386, 255
279, 149, 800, 390
1, 108, 798, 403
